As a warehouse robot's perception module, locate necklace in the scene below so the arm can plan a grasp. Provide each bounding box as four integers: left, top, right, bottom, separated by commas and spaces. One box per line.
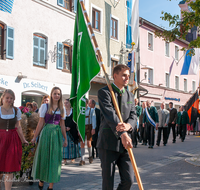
2, 106, 11, 113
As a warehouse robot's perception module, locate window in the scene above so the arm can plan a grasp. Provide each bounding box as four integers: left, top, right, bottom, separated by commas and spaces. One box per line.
165, 73, 170, 88
175, 76, 179, 90
57, 0, 76, 12
0, 23, 4, 59
0, 24, 14, 60
92, 8, 101, 32
57, 42, 72, 72
111, 17, 118, 39
192, 81, 196, 92
184, 79, 187, 92
111, 58, 118, 76
63, 44, 72, 72
148, 69, 153, 84
165, 42, 169, 57
175, 46, 179, 60
148, 33, 153, 51
64, 0, 72, 11
33, 34, 47, 67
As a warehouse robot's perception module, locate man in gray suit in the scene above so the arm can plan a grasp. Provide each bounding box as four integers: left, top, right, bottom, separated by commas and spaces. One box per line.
97, 64, 137, 190
156, 103, 169, 146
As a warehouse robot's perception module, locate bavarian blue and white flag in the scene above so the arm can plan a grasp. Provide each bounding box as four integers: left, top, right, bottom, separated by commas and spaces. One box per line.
126, 0, 139, 48
0, 0, 14, 14
145, 107, 156, 128
181, 48, 200, 75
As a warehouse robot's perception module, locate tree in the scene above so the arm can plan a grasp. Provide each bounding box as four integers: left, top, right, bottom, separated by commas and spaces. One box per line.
155, 0, 200, 53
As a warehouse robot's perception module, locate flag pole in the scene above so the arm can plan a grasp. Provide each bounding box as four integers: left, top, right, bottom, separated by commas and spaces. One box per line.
79, 1, 144, 190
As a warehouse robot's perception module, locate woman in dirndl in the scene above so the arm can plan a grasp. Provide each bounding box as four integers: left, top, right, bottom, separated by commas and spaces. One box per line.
31, 87, 67, 190
62, 99, 81, 165
0, 89, 28, 190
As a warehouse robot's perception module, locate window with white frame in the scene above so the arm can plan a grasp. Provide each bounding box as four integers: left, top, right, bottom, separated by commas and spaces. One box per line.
165, 73, 170, 88
33, 34, 47, 67
148, 33, 153, 51
184, 78, 187, 92
165, 42, 169, 57
92, 8, 101, 32
57, 0, 77, 13
0, 23, 14, 60
175, 76, 179, 90
192, 81, 196, 92
56, 42, 72, 72
148, 69, 153, 84
175, 46, 179, 60
111, 17, 118, 39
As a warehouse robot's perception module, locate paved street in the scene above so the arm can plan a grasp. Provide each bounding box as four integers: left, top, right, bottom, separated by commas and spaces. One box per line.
2, 133, 200, 190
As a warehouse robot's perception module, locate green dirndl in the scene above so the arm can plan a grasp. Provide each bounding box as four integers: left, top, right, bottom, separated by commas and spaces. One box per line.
32, 124, 62, 183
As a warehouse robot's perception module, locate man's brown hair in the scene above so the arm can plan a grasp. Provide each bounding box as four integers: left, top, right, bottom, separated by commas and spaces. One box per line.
113, 64, 130, 77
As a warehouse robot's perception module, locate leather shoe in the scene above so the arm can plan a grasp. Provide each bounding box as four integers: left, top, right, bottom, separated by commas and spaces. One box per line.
156, 143, 159, 146
172, 140, 176, 143
163, 144, 166, 146
38, 181, 44, 190
79, 160, 85, 166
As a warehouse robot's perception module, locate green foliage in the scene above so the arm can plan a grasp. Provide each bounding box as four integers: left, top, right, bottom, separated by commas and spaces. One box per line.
155, 0, 200, 51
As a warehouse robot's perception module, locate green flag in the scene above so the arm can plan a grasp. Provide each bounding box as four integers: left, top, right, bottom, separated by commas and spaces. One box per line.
70, 0, 100, 142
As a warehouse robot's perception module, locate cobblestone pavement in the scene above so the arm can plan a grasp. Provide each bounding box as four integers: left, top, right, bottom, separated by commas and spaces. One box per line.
1, 134, 200, 190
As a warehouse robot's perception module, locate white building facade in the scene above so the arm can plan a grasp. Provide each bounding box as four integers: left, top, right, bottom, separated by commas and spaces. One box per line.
0, 0, 77, 106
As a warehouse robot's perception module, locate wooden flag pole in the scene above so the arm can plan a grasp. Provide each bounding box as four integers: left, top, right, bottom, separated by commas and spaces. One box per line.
79, 1, 144, 190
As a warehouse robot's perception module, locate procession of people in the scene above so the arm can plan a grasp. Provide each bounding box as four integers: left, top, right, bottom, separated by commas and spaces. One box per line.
0, 65, 196, 190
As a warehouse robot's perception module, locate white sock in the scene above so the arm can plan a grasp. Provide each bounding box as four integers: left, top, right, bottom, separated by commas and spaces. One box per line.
81, 148, 85, 161
88, 147, 92, 157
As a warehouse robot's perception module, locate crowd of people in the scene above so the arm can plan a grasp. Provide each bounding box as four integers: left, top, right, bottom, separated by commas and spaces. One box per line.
0, 64, 196, 190
0, 87, 101, 190
133, 99, 190, 149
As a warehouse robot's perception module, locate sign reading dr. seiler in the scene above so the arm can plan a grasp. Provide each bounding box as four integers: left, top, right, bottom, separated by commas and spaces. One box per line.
164, 97, 180, 102
23, 82, 48, 91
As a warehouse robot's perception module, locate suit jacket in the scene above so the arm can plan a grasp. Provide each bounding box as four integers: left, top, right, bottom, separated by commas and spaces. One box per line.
143, 106, 158, 124
157, 109, 169, 128
139, 108, 145, 125
92, 108, 101, 142
176, 111, 189, 125
136, 105, 142, 118
97, 84, 137, 153
168, 108, 178, 124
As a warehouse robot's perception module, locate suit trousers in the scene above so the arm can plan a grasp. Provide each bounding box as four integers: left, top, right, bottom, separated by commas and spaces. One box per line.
156, 127, 168, 145
146, 123, 155, 146
140, 124, 147, 143
132, 126, 138, 146
98, 148, 134, 190
168, 123, 176, 141
179, 124, 186, 141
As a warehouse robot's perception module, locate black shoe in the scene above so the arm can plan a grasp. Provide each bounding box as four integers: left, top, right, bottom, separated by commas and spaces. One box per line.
47, 187, 53, 190
148, 146, 151, 148
163, 144, 166, 146
141, 143, 144, 145
38, 181, 44, 190
150, 146, 153, 149
133, 145, 137, 148
172, 140, 176, 143
181, 139, 184, 142
156, 143, 159, 146
144, 143, 147, 146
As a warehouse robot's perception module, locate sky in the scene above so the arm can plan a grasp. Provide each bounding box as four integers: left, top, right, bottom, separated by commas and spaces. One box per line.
139, 0, 181, 30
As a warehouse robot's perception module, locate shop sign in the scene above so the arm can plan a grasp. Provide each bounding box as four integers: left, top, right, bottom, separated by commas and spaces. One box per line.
164, 97, 180, 102
23, 82, 48, 91
0, 78, 8, 87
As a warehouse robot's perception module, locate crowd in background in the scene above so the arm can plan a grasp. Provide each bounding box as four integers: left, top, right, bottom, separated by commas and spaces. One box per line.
0, 86, 197, 190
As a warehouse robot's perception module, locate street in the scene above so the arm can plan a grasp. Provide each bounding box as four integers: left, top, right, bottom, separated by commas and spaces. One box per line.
5, 133, 200, 190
